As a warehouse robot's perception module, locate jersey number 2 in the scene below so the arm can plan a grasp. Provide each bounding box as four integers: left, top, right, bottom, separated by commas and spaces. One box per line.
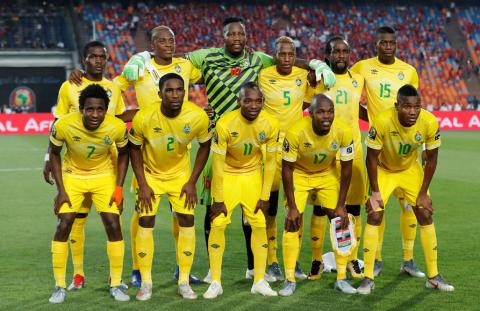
167, 137, 175, 152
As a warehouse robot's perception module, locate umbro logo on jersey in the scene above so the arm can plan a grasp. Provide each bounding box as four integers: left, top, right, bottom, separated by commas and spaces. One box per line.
269, 79, 277, 84
303, 142, 312, 148
231, 131, 239, 138
370, 69, 379, 75
153, 127, 162, 133
72, 136, 81, 141
390, 131, 399, 136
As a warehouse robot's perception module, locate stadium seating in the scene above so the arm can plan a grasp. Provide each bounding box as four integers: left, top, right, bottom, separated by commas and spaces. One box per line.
74, 3, 474, 109
457, 7, 480, 72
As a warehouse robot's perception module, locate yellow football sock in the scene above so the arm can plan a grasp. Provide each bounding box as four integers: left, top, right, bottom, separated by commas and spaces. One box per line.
130, 211, 139, 270
172, 215, 180, 264
107, 240, 124, 287
400, 206, 417, 261
420, 224, 438, 278
177, 226, 195, 284
375, 217, 385, 261
335, 250, 349, 280
52, 241, 68, 288
136, 226, 154, 284
363, 224, 379, 279
208, 226, 226, 284
349, 215, 362, 261
251, 226, 268, 283
266, 216, 278, 265
282, 231, 299, 282
69, 217, 87, 277
310, 215, 327, 261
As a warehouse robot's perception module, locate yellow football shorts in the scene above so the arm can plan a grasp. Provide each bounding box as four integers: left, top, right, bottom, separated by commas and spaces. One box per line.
374, 162, 425, 211
59, 174, 119, 214
136, 172, 194, 217
293, 169, 339, 212
262, 131, 285, 192
211, 171, 266, 228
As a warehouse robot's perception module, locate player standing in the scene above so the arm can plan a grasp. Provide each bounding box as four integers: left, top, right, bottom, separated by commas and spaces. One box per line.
351, 26, 423, 277
357, 84, 454, 294
48, 85, 130, 303
129, 73, 211, 300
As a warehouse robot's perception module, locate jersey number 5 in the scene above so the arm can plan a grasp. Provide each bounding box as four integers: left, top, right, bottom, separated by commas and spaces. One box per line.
283, 91, 291, 106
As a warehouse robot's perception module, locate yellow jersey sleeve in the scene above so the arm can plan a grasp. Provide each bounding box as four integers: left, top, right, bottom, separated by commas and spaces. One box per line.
282, 127, 300, 163
49, 118, 67, 146
211, 121, 228, 156
425, 112, 441, 150
113, 75, 132, 93
411, 69, 419, 89
189, 64, 202, 84
339, 125, 354, 161
114, 123, 128, 148
54, 82, 72, 118
128, 110, 145, 146
196, 110, 212, 143
265, 117, 279, 152
365, 119, 384, 150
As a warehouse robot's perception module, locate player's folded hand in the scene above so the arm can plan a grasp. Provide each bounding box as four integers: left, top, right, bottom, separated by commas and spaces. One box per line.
254, 200, 269, 218
138, 184, 155, 213
210, 201, 227, 222
109, 186, 124, 211
334, 206, 349, 229
308, 59, 336, 88
367, 191, 384, 214
180, 181, 197, 210
122, 54, 146, 82
68, 68, 84, 86
285, 205, 302, 232
416, 192, 433, 214
54, 191, 71, 215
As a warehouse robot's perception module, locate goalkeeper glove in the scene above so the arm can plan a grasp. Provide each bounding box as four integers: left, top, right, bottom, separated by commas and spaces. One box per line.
309, 59, 336, 88
110, 186, 124, 207
122, 54, 146, 82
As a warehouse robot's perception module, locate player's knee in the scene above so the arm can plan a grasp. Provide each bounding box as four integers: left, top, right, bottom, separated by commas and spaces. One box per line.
313, 205, 326, 216
346, 205, 361, 216
139, 216, 155, 228
177, 213, 194, 227
414, 208, 433, 226
367, 211, 383, 226
76, 213, 88, 219
55, 216, 75, 241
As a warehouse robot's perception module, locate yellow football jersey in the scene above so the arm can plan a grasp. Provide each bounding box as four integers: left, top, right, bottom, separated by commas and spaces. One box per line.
129, 101, 211, 179
115, 56, 202, 109
258, 66, 312, 133
366, 107, 441, 172
351, 57, 418, 121
54, 77, 125, 118
315, 71, 364, 159
50, 113, 128, 178
282, 117, 354, 176
211, 110, 279, 175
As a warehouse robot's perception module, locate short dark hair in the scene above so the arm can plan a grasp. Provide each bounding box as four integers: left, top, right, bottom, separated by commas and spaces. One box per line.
223, 17, 244, 27
310, 94, 334, 113
79, 84, 109, 110
83, 41, 106, 59
376, 26, 396, 36
239, 82, 262, 98
397, 84, 419, 100
158, 73, 184, 90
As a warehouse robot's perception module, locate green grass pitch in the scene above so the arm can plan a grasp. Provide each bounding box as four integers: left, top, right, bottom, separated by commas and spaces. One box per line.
0, 132, 478, 310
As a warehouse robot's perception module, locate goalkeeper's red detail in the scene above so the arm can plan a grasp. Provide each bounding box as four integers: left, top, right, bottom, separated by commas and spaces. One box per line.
112, 186, 123, 206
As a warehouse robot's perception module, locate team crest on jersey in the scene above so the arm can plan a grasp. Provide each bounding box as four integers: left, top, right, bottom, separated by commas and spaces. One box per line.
258, 131, 266, 142
368, 127, 377, 140
352, 80, 358, 88
183, 124, 191, 134
106, 89, 112, 98
103, 136, 112, 145
283, 138, 290, 152
241, 59, 250, 68
330, 141, 338, 150
398, 72, 405, 80
175, 65, 181, 73
415, 132, 422, 142
295, 78, 302, 86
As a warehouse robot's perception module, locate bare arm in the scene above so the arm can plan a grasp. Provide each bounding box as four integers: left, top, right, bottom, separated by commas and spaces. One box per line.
115, 145, 129, 187
366, 147, 384, 211
129, 142, 154, 212
282, 159, 301, 232
50, 144, 71, 214
336, 159, 353, 228
116, 109, 138, 123
416, 148, 438, 213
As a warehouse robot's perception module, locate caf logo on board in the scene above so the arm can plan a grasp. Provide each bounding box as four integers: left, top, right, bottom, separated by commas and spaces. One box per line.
9, 86, 36, 112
